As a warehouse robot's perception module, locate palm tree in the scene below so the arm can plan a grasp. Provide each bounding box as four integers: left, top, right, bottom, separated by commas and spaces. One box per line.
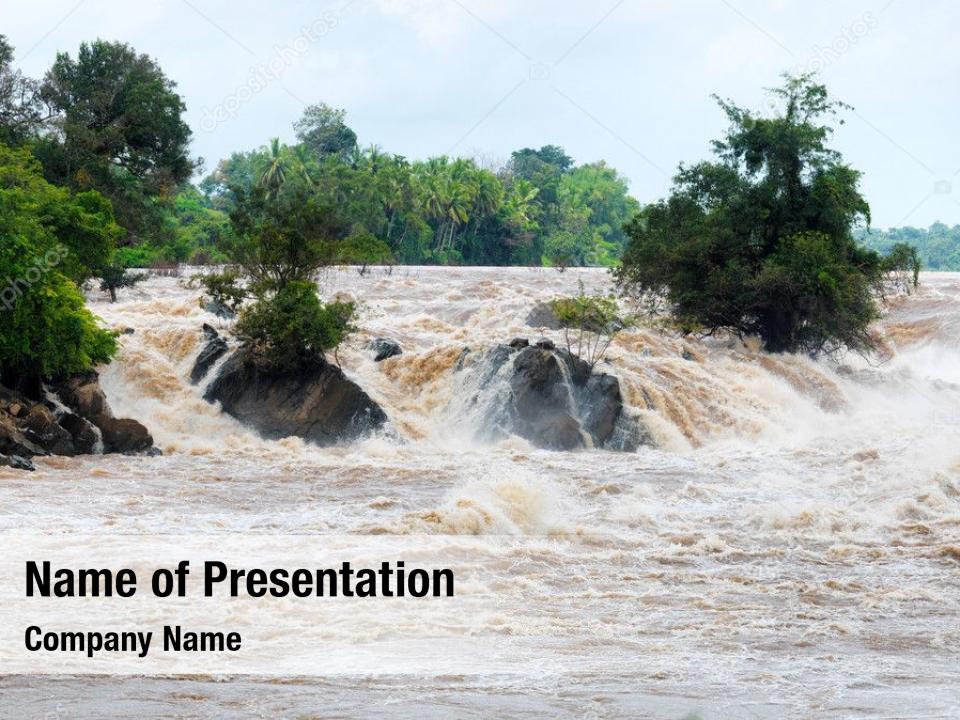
259, 137, 287, 198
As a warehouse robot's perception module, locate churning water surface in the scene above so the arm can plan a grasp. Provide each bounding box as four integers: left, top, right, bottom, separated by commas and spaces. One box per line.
1, 267, 958, 719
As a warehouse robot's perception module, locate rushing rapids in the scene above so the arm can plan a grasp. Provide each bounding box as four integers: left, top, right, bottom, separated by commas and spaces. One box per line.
1, 267, 958, 717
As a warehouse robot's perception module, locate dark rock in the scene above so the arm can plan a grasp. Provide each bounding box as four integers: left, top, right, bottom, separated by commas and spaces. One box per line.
525, 302, 562, 330
99, 417, 154, 454
508, 347, 587, 451
508, 337, 529, 349
681, 348, 695, 361
577, 373, 623, 446
124, 445, 163, 457
120, 327, 135, 335
368, 337, 402, 363
0, 414, 45, 458
21, 404, 75, 456
463, 343, 650, 453
204, 350, 387, 446
203, 299, 235, 319
190, 323, 229, 384
54, 372, 111, 421
52, 372, 154, 454
535, 339, 556, 350
57, 412, 101, 454
0, 454, 35, 471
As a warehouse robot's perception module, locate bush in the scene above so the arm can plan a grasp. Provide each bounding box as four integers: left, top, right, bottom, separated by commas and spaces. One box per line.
113, 243, 161, 268
197, 268, 247, 315
235, 280, 354, 370
337, 231, 394, 275
550, 286, 626, 370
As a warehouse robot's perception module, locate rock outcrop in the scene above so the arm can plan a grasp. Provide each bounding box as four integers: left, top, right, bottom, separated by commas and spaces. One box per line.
0, 371, 156, 469
53, 373, 155, 454
190, 324, 229, 384
368, 337, 403, 363
525, 302, 563, 330
458, 341, 648, 452
0, 453, 35, 471
204, 350, 388, 446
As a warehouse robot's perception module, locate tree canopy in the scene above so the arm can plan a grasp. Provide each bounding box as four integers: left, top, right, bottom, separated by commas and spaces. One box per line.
615, 75, 886, 355
0, 144, 118, 384
35, 39, 194, 244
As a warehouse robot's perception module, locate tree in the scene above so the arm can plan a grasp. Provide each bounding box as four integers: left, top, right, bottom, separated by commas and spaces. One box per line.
38, 40, 193, 243
881, 241, 921, 292
0, 144, 117, 387
508, 145, 573, 233
337, 231, 394, 275
98, 264, 148, 302
294, 103, 357, 161
557, 162, 639, 265
227, 178, 347, 293
615, 74, 883, 356
0, 36, 46, 146
550, 285, 626, 371
235, 280, 354, 370
225, 176, 355, 371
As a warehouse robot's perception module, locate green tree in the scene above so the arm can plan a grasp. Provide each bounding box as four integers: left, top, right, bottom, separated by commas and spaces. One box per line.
615, 75, 883, 355
294, 103, 357, 161
550, 286, 626, 371
227, 177, 346, 292
0, 36, 46, 146
880, 241, 921, 291
0, 144, 117, 386
337, 231, 394, 275
98, 264, 148, 302
235, 280, 354, 370
37, 40, 193, 244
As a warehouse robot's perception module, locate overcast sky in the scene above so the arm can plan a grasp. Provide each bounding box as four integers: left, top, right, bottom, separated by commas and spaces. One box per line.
4, 0, 957, 228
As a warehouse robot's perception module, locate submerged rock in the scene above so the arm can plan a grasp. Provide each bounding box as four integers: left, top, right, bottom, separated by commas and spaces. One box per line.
204, 350, 387, 446
191, 324, 229, 384
202, 298, 236, 320
525, 302, 563, 330
0, 453, 35, 471
368, 337, 403, 363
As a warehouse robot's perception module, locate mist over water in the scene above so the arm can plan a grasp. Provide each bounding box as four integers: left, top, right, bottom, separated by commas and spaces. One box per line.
2, 268, 958, 718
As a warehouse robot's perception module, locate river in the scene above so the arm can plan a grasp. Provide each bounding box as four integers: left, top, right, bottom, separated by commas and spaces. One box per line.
1, 267, 958, 719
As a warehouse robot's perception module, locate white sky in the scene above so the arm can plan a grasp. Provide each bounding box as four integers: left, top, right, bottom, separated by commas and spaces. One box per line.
3, 0, 957, 228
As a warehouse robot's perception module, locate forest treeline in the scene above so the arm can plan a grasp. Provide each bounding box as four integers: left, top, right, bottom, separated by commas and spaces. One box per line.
1, 35, 639, 272
0, 34, 939, 387
857, 224, 960, 271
